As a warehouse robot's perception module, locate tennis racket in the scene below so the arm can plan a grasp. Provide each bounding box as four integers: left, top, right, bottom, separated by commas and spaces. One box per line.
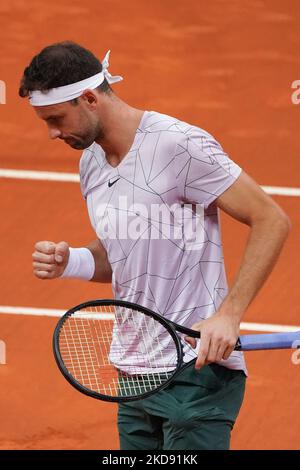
53, 299, 300, 403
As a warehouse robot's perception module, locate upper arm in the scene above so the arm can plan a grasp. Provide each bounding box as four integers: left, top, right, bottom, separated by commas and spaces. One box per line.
216, 171, 289, 225
174, 128, 242, 208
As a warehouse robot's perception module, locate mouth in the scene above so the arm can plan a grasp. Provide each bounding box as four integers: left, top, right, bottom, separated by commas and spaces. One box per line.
64, 138, 78, 146
64, 138, 85, 150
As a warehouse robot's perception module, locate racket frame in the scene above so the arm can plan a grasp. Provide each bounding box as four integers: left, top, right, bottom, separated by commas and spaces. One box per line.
53, 298, 299, 403
53, 299, 187, 402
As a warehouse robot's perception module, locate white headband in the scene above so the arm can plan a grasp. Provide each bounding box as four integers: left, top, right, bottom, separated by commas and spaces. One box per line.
29, 50, 123, 106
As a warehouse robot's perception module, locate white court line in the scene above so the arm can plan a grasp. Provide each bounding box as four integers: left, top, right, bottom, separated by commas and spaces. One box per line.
0, 168, 79, 182
239, 322, 300, 333
0, 306, 65, 317
0, 168, 300, 197
261, 186, 300, 197
0, 305, 299, 333
0, 306, 114, 320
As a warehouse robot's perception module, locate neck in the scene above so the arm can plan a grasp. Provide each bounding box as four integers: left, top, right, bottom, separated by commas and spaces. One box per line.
95, 95, 144, 166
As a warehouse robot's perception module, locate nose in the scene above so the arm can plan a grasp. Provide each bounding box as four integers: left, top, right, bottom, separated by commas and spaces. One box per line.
48, 127, 61, 140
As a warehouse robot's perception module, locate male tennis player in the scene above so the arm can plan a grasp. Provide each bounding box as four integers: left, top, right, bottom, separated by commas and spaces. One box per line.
20, 42, 290, 450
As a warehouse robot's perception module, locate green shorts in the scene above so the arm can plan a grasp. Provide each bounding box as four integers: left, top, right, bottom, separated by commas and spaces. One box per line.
117, 363, 246, 450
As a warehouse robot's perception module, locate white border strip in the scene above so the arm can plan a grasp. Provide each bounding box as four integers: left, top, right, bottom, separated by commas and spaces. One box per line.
0, 169, 299, 196
0, 305, 299, 333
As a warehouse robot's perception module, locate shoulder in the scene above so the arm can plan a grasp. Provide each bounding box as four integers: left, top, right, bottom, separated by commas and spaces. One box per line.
143, 110, 193, 136
146, 111, 222, 152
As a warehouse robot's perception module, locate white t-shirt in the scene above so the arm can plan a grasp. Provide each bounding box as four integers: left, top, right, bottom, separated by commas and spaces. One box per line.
79, 111, 247, 374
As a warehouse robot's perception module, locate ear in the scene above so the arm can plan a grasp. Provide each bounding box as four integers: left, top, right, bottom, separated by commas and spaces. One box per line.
80, 89, 98, 106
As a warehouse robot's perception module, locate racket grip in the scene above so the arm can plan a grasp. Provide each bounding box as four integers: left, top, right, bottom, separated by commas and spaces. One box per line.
237, 331, 300, 351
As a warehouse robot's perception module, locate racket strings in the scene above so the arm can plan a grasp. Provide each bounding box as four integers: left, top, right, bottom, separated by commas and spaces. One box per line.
58, 304, 179, 398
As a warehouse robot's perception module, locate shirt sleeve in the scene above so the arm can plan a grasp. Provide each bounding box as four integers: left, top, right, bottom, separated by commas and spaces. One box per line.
174, 127, 242, 208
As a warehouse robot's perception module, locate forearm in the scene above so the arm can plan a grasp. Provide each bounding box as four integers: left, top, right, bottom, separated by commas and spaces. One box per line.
86, 239, 112, 283
219, 210, 291, 321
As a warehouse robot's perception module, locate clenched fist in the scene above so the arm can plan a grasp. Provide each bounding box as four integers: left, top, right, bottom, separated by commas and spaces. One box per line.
32, 241, 70, 279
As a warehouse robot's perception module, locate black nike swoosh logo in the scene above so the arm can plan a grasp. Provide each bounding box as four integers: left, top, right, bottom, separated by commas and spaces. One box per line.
108, 177, 120, 187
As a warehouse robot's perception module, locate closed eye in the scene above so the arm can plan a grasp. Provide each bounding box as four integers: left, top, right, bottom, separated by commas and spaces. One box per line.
45, 115, 64, 124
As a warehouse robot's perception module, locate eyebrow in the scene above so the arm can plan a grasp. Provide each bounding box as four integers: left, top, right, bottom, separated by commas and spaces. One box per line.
43, 114, 64, 121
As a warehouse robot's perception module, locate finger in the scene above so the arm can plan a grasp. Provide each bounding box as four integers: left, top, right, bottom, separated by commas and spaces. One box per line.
184, 336, 197, 348
215, 342, 228, 362
32, 252, 56, 264
32, 262, 55, 272
207, 337, 223, 363
185, 323, 201, 348
195, 336, 211, 370
55, 241, 69, 263
35, 241, 56, 255
33, 270, 53, 279
222, 342, 237, 360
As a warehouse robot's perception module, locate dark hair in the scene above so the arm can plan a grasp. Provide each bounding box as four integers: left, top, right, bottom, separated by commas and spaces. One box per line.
19, 41, 112, 101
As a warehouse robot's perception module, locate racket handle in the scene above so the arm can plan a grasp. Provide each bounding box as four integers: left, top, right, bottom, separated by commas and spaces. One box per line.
176, 323, 300, 351
237, 331, 300, 351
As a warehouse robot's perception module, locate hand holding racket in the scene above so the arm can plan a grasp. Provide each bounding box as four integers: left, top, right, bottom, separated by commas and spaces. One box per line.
185, 312, 241, 369
53, 299, 300, 403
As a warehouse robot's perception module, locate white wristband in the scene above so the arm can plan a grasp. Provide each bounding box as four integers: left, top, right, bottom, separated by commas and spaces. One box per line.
60, 247, 95, 281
